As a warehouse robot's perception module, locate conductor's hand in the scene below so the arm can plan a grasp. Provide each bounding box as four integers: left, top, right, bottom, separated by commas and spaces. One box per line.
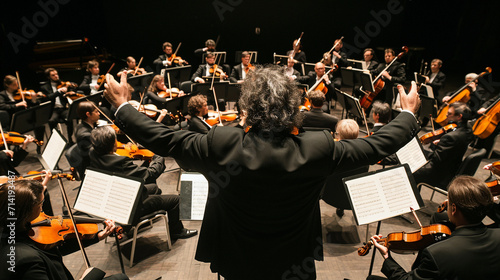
371, 235, 390, 259
398, 81, 421, 114
104, 73, 129, 109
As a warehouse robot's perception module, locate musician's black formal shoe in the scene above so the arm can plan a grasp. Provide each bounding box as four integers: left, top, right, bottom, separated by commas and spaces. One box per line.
172, 228, 198, 239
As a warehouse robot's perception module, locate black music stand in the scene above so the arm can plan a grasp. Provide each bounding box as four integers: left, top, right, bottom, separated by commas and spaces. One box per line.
191, 82, 229, 105
202, 52, 226, 63
360, 72, 375, 93
128, 72, 154, 89
234, 51, 258, 63
10, 101, 52, 134
418, 94, 438, 122
347, 59, 366, 70
162, 94, 190, 116
226, 83, 242, 103
341, 67, 364, 94
273, 53, 288, 65
67, 92, 102, 121
164, 65, 192, 88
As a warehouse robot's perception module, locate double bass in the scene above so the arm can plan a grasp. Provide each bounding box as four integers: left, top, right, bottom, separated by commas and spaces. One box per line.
435, 67, 492, 126
360, 46, 408, 110
472, 94, 500, 139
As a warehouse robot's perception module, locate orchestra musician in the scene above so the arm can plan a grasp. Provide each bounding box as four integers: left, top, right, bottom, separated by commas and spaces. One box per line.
79, 60, 101, 95
372, 48, 406, 105
145, 75, 185, 105
302, 90, 338, 132
103, 66, 421, 280
367, 175, 500, 280
328, 39, 348, 90
194, 39, 216, 57
472, 93, 500, 155
370, 101, 392, 133
230, 51, 252, 84
423, 59, 446, 97
413, 102, 474, 190
442, 73, 481, 109
191, 52, 228, 83
153, 42, 188, 74
0, 178, 128, 280
363, 48, 379, 74
187, 94, 211, 134
287, 39, 307, 74
117, 57, 145, 77
39, 68, 75, 146
71, 101, 100, 179
284, 57, 301, 81
89, 126, 198, 240
297, 62, 335, 112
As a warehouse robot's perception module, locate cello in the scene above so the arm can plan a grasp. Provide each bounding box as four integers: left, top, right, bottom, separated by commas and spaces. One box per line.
360, 46, 408, 110
435, 67, 492, 126
472, 94, 500, 139
307, 65, 339, 96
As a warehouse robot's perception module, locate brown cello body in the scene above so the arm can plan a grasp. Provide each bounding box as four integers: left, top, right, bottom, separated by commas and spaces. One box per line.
473, 96, 500, 139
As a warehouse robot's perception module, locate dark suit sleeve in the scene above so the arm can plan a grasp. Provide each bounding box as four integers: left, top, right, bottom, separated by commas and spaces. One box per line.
153, 55, 166, 67
381, 249, 440, 279
414, 133, 453, 178
481, 93, 500, 109
119, 154, 165, 184
0, 92, 17, 111
230, 66, 240, 83
146, 90, 166, 104
79, 75, 92, 94
430, 72, 446, 89
192, 65, 205, 82
390, 64, 406, 84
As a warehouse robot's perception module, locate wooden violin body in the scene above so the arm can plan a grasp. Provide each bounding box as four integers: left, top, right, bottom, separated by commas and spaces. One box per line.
473, 96, 500, 139
116, 141, 154, 161
419, 124, 457, 144
358, 224, 451, 256
57, 81, 78, 90
0, 131, 43, 146
206, 110, 238, 126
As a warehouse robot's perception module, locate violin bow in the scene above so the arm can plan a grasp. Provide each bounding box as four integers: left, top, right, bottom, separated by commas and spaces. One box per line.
361, 108, 370, 135
15, 71, 26, 103
133, 57, 144, 76
210, 53, 223, 125
410, 207, 423, 228
173, 42, 181, 57
290, 32, 304, 60
321, 36, 344, 63
166, 73, 173, 100
0, 123, 12, 161
98, 63, 115, 90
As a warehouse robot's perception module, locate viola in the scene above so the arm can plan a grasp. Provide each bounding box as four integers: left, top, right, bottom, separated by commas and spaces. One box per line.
436, 67, 492, 126
419, 123, 457, 144
0, 131, 43, 146
358, 224, 451, 256
205, 110, 238, 126
29, 212, 123, 250
360, 46, 408, 110
473, 93, 500, 139
97, 75, 106, 85
116, 141, 154, 161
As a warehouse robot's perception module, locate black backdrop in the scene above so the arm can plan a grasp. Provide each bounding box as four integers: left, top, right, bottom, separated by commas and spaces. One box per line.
1, 0, 499, 91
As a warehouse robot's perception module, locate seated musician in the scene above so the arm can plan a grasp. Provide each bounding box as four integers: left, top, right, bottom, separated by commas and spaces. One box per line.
0, 178, 128, 280
287, 39, 307, 73
89, 126, 197, 240
370, 101, 392, 133
473, 93, 500, 155
423, 59, 446, 97
71, 101, 100, 178
194, 39, 216, 57
372, 48, 406, 105
363, 48, 379, 74
0, 134, 36, 176
336, 119, 359, 140
39, 68, 75, 146
0, 75, 45, 152
191, 52, 228, 83
297, 62, 335, 112
187, 94, 211, 134
153, 42, 188, 74
368, 175, 500, 280
117, 56, 145, 77
413, 102, 474, 190
230, 51, 252, 84
145, 75, 185, 105
329, 39, 349, 90
284, 57, 301, 81
79, 60, 102, 95
442, 73, 483, 108
302, 90, 338, 132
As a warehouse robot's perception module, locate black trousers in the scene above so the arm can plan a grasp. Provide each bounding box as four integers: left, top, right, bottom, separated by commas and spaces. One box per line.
141, 194, 183, 235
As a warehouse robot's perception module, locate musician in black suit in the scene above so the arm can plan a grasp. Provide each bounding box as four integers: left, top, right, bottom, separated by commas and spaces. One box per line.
194, 39, 216, 57
187, 94, 211, 134
329, 39, 348, 89
368, 175, 500, 280
230, 51, 252, 84
71, 101, 100, 178
153, 42, 188, 74
103, 66, 421, 280
39, 68, 75, 145
302, 90, 338, 131
363, 48, 379, 74
192, 52, 228, 83
370, 101, 392, 133
89, 126, 197, 240
0, 179, 128, 280
442, 73, 483, 110
284, 57, 301, 81
298, 62, 335, 112
79, 60, 102, 95
413, 102, 474, 190
373, 48, 406, 105
287, 39, 307, 74
424, 59, 446, 98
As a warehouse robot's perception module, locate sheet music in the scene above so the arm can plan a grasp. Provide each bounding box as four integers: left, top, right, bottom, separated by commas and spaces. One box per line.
74, 169, 142, 224
41, 129, 66, 171
396, 137, 428, 173
344, 166, 421, 225
181, 173, 209, 220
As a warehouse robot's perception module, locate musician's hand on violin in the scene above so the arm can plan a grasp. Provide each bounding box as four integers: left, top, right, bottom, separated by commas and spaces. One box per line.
398, 81, 421, 114
483, 163, 493, 170
442, 96, 451, 103
195, 77, 205, 83
477, 107, 487, 115
58, 87, 68, 94
104, 73, 129, 109
3, 150, 14, 158
97, 219, 116, 241
42, 170, 52, 187
371, 235, 390, 259
22, 135, 35, 150
432, 139, 440, 146
16, 101, 28, 108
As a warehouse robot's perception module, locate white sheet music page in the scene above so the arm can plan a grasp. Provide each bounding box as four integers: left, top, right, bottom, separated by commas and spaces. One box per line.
182, 173, 209, 220
344, 166, 421, 225
396, 137, 428, 173
74, 169, 142, 224
42, 129, 66, 171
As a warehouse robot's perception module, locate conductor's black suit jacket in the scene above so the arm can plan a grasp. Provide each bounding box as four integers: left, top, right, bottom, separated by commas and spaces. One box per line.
113, 104, 419, 279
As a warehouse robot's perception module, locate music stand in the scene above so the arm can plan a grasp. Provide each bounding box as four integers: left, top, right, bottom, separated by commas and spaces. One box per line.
419, 94, 438, 121
38, 128, 67, 171
164, 65, 192, 88
414, 72, 427, 85
273, 53, 288, 65
10, 101, 52, 134
303, 63, 315, 75
128, 72, 154, 89
341, 67, 364, 94
419, 84, 434, 98
202, 51, 226, 64
360, 72, 375, 93
164, 95, 190, 116
226, 83, 242, 103
191, 82, 229, 105
347, 59, 367, 70
235, 51, 258, 63
67, 92, 102, 121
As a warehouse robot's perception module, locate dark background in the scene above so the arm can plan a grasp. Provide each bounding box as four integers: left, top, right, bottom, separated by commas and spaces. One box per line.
1, 0, 499, 93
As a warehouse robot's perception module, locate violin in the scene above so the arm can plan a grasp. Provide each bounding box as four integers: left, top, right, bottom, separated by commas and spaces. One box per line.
97, 75, 106, 85
360, 46, 408, 110
205, 110, 238, 126
0, 131, 43, 146
129, 100, 163, 118
244, 63, 255, 73
436, 67, 492, 126
14, 89, 46, 100
473, 92, 500, 139
29, 212, 123, 250
358, 224, 452, 256
63, 92, 85, 100
209, 64, 227, 78
116, 141, 154, 161
57, 81, 78, 90
157, 88, 181, 99
0, 169, 76, 184
168, 42, 187, 66
299, 97, 312, 112
419, 123, 457, 144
